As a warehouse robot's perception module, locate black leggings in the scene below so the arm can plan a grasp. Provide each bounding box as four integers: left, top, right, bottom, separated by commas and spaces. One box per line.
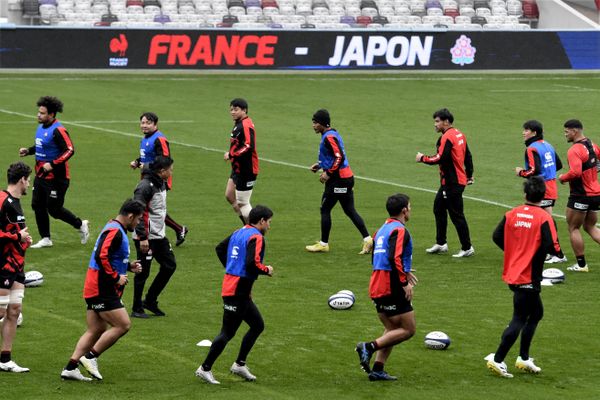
202, 298, 264, 370
133, 237, 177, 310
433, 185, 471, 250
31, 176, 81, 238
495, 288, 544, 362
320, 179, 369, 243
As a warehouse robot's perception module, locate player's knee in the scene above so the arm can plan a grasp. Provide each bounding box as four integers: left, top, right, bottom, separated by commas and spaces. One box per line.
0, 295, 9, 317
250, 319, 264, 335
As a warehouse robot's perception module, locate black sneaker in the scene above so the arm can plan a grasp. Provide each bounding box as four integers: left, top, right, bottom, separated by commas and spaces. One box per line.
143, 300, 165, 316
176, 226, 188, 247
130, 309, 149, 319
368, 370, 398, 381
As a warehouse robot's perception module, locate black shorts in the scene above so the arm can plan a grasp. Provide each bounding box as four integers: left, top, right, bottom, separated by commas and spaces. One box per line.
324, 176, 354, 197
85, 296, 124, 312
540, 199, 556, 209
373, 293, 413, 316
230, 171, 257, 192
32, 176, 69, 210
567, 195, 600, 212
0, 269, 25, 289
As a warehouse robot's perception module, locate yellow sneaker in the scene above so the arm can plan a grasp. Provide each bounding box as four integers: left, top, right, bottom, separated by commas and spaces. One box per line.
358, 237, 373, 255
306, 242, 329, 253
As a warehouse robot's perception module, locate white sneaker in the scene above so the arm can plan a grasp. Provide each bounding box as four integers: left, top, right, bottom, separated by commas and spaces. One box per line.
484, 354, 513, 378
79, 220, 90, 244
195, 366, 220, 384
230, 362, 256, 381
79, 356, 102, 380
567, 264, 589, 272
30, 237, 53, 249
61, 368, 92, 381
545, 255, 567, 264
425, 243, 448, 254
452, 246, 475, 258
0, 360, 30, 373
515, 356, 541, 374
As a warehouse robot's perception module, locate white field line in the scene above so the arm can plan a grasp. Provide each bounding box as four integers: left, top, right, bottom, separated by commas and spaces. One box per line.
1, 75, 600, 82
0, 108, 567, 220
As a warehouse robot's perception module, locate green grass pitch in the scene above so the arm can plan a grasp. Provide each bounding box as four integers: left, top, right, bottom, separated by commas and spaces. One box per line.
0, 71, 599, 399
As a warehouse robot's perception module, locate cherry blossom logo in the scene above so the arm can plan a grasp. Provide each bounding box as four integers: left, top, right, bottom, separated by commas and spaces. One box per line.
450, 35, 476, 66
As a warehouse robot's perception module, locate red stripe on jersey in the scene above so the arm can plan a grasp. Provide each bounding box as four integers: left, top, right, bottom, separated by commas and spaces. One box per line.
156, 136, 170, 157
392, 228, 408, 284
249, 234, 270, 273
222, 274, 241, 296
53, 126, 75, 165
520, 146, 538, 178
98, 229, 119, 279
326, 136, 343, 173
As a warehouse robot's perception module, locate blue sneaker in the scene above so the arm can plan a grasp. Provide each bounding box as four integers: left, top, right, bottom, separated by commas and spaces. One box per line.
368, 370, 398, 381
355, 342, 373, 373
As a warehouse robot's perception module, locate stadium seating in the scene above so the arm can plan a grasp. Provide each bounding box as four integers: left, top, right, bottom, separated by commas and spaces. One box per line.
16, 0, 540, 29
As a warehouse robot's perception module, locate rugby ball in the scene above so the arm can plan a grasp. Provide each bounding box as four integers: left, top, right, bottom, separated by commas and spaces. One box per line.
542, 268, 565, 284
336, 290, 355, 302
424, 331, 451, 350
24, 270, 44, 287
328, 293, 354, 310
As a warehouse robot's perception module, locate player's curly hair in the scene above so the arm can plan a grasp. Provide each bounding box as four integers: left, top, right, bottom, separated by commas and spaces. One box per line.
36, 96, 64, 116
7, 161, 32, 185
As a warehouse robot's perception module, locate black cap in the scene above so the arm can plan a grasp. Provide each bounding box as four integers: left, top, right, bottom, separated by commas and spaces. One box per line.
312, 109, 330, 127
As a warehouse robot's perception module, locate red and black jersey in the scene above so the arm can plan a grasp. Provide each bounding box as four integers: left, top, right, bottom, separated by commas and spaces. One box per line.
421, 127, 473, 187
229, 117, 259, 177
215, 226, 269, 298
559, 138, 600, 197
29, 121, 75, 181
519, 138, 562, 200
84, 220, 130, 299
492, 204, 561, 290
0, 191, 29, 275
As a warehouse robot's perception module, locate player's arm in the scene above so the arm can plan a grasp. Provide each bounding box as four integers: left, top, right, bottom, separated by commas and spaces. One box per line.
555, 152, 563, 172
51, 126, 75, 166
492, 216, 506, 250
19, 145, 35, 156
95, 229, 123, 284
215, 235, 231, 268
133, 182, 152, 240
464, 143, 474, 182
323, 135, 345, 175
518, 147, 541, 178
559, 147, 583, 182
541, 220, 561, 257
245, 235, 272, 276
229, 123, 253, 158
420, 135, 449, 165
154, 136, 171, 158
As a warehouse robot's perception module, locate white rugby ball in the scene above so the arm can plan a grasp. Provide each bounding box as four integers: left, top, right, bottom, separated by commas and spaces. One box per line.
424, 331, 451, 350
542, 268, 565, 284
328, 293, 354, 310
337, 290, 355, 301
24, 270, 44, 287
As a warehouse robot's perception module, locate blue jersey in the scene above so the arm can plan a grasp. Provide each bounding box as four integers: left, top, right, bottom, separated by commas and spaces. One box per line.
525, 141, 557, 182
370, 218, 413, 299
140, 131, 168, 164
35, 120, 65, 162
372, 219, 412, 273
319, 129, 350, 172
88, 220, 130, 275
225, 225, 264, 280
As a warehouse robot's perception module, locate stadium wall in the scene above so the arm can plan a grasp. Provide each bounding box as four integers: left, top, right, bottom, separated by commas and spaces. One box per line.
1, 28, 599, 70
